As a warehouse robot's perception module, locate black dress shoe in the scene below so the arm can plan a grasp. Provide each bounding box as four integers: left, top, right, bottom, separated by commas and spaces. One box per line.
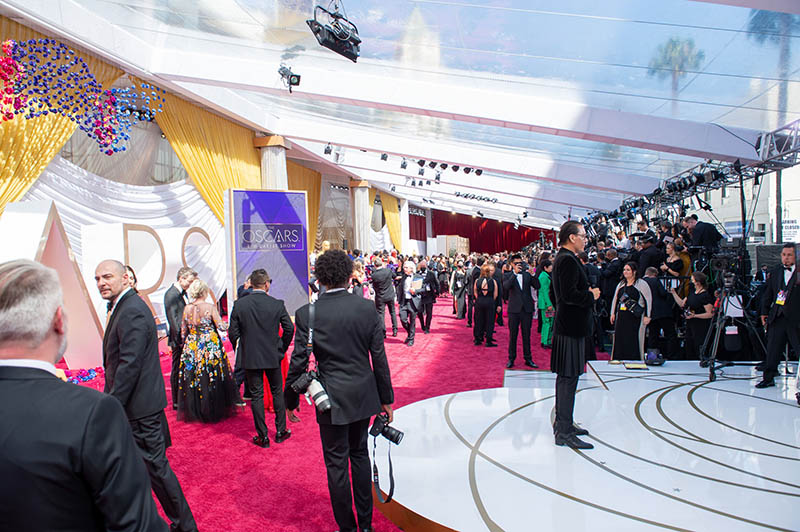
555, 433, 594, 450
423, 329, 429, 334
467, 323, 472, 327
485, 341, 498, 347
699, 359, 710, 368
242, 394, 252, 401
755, 363, 766, 371
755, 379, 775, 389
392, 330, 398, 337
275, 430, 292, 443
552, 424, 589, 437
506, 360, 514, 369
403, 337, 410, 345
474, 339, 482, 346
524, 360, 538, 369
407, 340, 414, 347
252, 435, 270, 448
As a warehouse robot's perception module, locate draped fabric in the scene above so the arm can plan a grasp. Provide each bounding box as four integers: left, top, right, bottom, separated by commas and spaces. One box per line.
0, 16, 122, 215
318, 181, 353, 249
409, 212, 427, 241
369, 187, 377, 219
432, 210, 556, 253
370, 225, 391, 252
379, 191, 403, 251
21, 155, 225, 323
287, 160, 321, 252
142, 82, 262, 223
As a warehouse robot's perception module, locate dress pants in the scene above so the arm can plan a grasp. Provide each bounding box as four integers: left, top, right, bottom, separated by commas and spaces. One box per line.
170, 344, 182, 406
474, 302, 495, 343
376, 298, 398, 334
467, 295, 475, 326
507, 311, 533, 363
399, 302, 417, 342
647, 317, 677, 358
554, 375, 579, 435
763, 314, 800, 381
246, 367, 286, 438
418, 300, 434, 332
129, 411, 197, 532
233, 345, 249, 396
318, 418, 372, 532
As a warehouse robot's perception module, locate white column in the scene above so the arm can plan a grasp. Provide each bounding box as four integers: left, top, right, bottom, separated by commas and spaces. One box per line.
351, 180, 371, 254
254, 135, 289, 190
400, 198, 411, 255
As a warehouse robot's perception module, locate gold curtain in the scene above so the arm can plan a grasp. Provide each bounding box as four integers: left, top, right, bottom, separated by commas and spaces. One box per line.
287, 159, 321, 252
380, 191, 403, 251
369, 187, 377, 219
149, 87, 261, 223
0, 17, 122, 215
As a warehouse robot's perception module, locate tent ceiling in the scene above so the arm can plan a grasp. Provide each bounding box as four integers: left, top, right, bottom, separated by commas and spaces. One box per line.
5, 0, 798, 222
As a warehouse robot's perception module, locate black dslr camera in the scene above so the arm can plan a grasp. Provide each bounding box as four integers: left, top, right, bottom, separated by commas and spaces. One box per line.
370, 413, 403, 445
290, 370, 331, 413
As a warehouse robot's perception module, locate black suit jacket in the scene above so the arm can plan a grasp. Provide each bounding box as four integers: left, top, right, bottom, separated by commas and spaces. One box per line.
503, 271, 535, 313
638, 245, 664, 274
643, 277, 673, 320
285, 290, 394, 425
397, 273, 422, 311
163, 284, 185, 348
761, 265, 800, 324
692, 221, 722, 250
103, 290, 167, 420
600, 258, 623, 299
371, 266, 396, 303
0, 366, 167, 532
229, 291, 294, 370
552, 248, 595, 338
418, 267, 439, 303
584, 262, 601, 288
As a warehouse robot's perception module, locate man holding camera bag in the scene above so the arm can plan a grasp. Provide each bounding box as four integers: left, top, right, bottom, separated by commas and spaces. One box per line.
285, 250, 394, 532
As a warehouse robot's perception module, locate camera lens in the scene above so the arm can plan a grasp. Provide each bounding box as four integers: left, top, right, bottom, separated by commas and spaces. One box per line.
382, 424, 404, 445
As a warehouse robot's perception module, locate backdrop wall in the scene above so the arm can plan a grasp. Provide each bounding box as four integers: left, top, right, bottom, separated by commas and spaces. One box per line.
431, 210, 555, 254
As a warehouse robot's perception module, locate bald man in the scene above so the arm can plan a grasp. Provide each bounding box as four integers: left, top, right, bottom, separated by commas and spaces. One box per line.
95, 260, 197, 532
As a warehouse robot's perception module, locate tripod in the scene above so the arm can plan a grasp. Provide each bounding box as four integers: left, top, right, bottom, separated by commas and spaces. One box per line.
702, 275, 767, 382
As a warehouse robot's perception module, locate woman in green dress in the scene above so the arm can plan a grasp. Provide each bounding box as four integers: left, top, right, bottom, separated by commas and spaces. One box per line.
538, 259, 554, 348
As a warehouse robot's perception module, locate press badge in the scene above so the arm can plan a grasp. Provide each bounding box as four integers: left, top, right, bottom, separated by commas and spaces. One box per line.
776, 290, 787, 306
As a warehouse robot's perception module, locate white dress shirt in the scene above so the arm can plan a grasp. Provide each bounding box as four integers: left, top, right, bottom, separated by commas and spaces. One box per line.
0, 358, 58, 376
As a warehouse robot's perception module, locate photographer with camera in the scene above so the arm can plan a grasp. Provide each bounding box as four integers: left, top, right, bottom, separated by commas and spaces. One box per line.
610, 262, 652, 361
285, 250, 394, 532
671, 272, 715, 365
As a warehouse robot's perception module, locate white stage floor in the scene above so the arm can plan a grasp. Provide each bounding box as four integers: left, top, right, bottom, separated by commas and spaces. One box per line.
376, 362, 800, 532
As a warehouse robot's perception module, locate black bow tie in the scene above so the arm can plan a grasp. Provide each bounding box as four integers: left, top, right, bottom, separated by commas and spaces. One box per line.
107, 301, 113, 312
785, 266, 794, 271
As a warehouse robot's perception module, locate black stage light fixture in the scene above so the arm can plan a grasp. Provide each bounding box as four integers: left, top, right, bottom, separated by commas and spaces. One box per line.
411, 180, 416, 187
692, 172, 705, 185
390, 185, 396, 192
705, 169, 725, 182
451, 165, 459, 172
652, 187, 662, 196
277, 65, 301, 93
464, 167, 472, 174
428, 161, 437, 169
418, 168, 425, 176
400, 158, 407, 169
440, 163, 448, 170
380, 153, 388, 161
733, 158, 743, 174
477, 210, 483, 217
435, 171, 441, 183
426, 180, 431, 186
306, 4, 361, 63
324, 143, 332, 155
523, 211, 527, 218
418, 159, 426, 167
475, 169, 483, 176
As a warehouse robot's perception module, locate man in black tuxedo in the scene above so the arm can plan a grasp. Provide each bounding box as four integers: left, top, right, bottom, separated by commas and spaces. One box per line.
684, 216, 722, 250
0, 260, 167, 532
95, 260, 197, 532
637, 236, 664, 273
397, 261, 421, 346
371, 256, 397, 337
466, 256, 484, 327
164, 266, 196, 409
643, 267, 678, 358
416, 259, 439, 334
493, 257, 505, 326
503, 254, 537, 369
285, 250, 394, 532
229, 268, 294, 447
756, 243, 800, 394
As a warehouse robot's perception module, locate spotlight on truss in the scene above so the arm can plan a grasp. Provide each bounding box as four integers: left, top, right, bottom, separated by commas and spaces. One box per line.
306, 3, 361, 63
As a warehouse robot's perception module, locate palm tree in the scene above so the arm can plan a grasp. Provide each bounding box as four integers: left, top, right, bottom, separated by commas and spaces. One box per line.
747, 11, 800, 242
648, 37, 705, 117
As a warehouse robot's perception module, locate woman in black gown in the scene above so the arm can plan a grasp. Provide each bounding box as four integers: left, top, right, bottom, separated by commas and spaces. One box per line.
659, 242, 684, 291
450, 260, 467, 319
671, 271, 715, 365
610, 262, 652, 361
473, 262, 500, 347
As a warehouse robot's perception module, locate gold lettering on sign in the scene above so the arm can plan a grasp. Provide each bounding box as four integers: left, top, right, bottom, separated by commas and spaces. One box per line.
123, 224, 166, 320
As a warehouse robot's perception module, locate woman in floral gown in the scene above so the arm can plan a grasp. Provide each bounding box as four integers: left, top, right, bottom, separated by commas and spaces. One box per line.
178, 279, 240, 423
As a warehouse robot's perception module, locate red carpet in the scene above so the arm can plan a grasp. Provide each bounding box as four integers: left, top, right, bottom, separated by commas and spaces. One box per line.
77, 297, 594, 531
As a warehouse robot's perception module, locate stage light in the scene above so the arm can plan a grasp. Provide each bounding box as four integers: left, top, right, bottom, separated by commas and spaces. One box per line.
390, 185, 396, 192
440, 163, 448, 170
705, 169, 725, 182
733, 158, 742, 174
418, 159, 426, 167
428, 161, 437, 169
452, 165, 460, 172
324, 143, 332, 155
477, 210, 483, 217
426, 180, 431, 186
410, 180, 416, 187
652, 187, 662, 196
692, 172, 705, 185
278, 65, 301, 93
435, 171, 441, 183
523, 211, 528, 218
400, 158, 407, 169
680, 177, 691, 190
475, 169, 483, 176
306, 4, 361, 63
380, 153, 388, 161
464, 168, 472, 174
418, 168, 425, 176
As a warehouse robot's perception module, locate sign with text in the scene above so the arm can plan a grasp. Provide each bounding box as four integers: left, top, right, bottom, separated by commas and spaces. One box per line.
226, 190, 310, 316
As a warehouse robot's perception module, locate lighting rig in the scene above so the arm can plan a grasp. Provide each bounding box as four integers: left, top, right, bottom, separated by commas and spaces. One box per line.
306, 1, 361, 62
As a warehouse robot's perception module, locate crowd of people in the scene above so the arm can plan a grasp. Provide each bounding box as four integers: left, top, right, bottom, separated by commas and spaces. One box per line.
2, 212, 798, 531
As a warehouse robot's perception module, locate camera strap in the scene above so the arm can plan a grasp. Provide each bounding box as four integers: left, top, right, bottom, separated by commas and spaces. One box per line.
372, 436, 395, 504
307, 302, 318, 370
